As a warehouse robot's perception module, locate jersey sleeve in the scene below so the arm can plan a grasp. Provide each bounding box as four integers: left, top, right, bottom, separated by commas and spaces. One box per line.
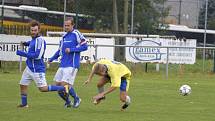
70, 30, 88, 52
75, 30, 86, 44
49, 40, 61, 62
26, 37, 46, 59
23, 41, 30, 46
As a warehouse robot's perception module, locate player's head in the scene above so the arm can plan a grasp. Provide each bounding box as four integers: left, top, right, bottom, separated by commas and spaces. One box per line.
30, 20, 40, 38
93, 63, 108, 76
64, 17, 75, 32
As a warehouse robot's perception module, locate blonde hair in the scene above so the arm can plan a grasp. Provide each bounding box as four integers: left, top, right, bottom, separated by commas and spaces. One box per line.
65, 17, 75, 25
93, 63, 108, 75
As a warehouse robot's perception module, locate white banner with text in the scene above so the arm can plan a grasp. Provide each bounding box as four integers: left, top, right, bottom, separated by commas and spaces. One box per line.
0, 34, 114, 62
126, 37, 196, 64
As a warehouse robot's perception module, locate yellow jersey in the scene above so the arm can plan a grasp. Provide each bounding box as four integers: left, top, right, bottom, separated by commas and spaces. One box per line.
94, 59, 131, 91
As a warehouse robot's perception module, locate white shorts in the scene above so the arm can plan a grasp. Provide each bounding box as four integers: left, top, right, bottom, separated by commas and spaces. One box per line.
54, 67, 78, 85
20, 67, 47, 87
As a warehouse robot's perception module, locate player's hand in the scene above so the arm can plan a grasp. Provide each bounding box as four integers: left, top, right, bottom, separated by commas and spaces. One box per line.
16, 50, 22, 55
65, 48, 70, 54
47, 60, 51, 64
19, 41, 25, 50
20, 41, 25, 46
93, 93, 104, 100
16, 50, 26, 56
83, 80, 90, 85
46, 61, 51, 68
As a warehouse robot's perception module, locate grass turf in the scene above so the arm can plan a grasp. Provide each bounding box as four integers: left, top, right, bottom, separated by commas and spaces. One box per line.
0, 63, 215, 121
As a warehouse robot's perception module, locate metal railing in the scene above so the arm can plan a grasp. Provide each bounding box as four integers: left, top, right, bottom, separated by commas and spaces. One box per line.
1, 41, 215, 79
47, 31, 176, 38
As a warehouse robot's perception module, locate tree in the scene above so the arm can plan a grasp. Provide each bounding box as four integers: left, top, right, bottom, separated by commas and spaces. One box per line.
132, 0, 169, 34
199, 0, 215, 30
39, 0, 169, 34
113, 0, 119, 34
123, 0, 129, 34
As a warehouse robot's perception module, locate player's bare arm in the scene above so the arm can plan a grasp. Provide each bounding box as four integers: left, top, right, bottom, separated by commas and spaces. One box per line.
84, 67, 96, 85
93, 86, 117, 100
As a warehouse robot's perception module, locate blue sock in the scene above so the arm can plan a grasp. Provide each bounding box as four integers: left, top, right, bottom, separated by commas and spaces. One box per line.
48, 85, 64, 91
69, 87, 77, 99
21, 94, 27, 106
58, 91, 71, 104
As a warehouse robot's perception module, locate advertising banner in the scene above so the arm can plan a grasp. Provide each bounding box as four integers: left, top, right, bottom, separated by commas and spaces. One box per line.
126, 37, 196, 64
0, 34, 114, 62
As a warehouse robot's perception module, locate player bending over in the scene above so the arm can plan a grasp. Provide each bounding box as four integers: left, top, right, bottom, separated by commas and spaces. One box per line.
84, 59, 131, 111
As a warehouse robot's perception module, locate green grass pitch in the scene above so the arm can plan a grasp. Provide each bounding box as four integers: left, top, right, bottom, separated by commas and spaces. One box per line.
0, 63, 215, 121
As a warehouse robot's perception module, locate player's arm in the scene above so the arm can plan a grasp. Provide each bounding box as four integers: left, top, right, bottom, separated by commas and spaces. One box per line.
16, 47, 41, 58
16, 38, 45, 59
102, 87, 117, 95
48, 50, 60, 63
84, 65, 96, 85
21, 41, 30, 46
69, 39, 88, 52
48, 40, 62, 63
68, 32, 88, 53
93, 86, 117, 100
94, 76, 120, 98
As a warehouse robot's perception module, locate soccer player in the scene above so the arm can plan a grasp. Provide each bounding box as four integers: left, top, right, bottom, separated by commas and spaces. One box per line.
84, 59, 132, 111
48, 17, 88, 108
16, 20, 68, 108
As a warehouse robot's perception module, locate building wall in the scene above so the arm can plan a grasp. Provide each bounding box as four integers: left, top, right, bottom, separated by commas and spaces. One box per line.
165, 0, 204, 28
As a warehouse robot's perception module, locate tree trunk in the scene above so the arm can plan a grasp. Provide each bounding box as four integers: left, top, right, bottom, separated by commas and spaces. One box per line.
123, 0, 128, 34
113, 0, 118, 33
113, 0, 121, 61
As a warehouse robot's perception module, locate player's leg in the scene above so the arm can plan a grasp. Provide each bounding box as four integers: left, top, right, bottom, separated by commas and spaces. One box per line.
34, 71, 70, 107
97, 76, 110, 93
18, 85, 29, 108
56, 81, 72, 108
18, 67, 32, 108
68, 84, 81, 108
120, 91, 131, 111
34, 72, 66, 92
120, 78, 131, 111
64, 67, 81, 108
38, 85, 66, 92
93, 76, 110, 105
54, 68, 73, 107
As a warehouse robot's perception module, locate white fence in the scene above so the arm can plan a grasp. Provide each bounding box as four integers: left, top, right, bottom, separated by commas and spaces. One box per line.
1, 33, 214, 78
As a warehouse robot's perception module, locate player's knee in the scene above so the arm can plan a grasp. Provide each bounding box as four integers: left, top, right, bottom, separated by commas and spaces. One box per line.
58, 90, 64, 94
38, 87, 48, 92
120, 95, 126, 102
97, 83, 102, 88
55, 82, 61, 86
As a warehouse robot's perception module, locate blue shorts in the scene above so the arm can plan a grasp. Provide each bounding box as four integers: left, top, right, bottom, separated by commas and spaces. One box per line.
120, 78, 127, 91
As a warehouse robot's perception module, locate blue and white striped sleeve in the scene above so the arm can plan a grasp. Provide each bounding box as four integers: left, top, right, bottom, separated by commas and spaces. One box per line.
49, 39, 61, 62
69, 30, 88, 52
26, 37, 46, 59
75, 30, 87, 45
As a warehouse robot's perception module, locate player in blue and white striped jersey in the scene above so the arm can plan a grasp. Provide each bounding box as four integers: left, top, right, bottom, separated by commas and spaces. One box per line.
16, 20, 68, 108
48, 17, 88, 108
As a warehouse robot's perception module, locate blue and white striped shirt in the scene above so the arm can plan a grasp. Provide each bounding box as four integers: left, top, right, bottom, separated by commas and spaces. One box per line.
49, 29, 88, 68
18, 36, 46, 73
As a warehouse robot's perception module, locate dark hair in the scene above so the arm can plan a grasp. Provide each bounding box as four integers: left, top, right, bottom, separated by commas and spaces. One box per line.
65, 17, 75, 25
30, 20, 40, 29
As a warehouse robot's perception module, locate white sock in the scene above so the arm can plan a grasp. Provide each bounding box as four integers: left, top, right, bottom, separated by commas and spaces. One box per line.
125, 96, 131, 105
